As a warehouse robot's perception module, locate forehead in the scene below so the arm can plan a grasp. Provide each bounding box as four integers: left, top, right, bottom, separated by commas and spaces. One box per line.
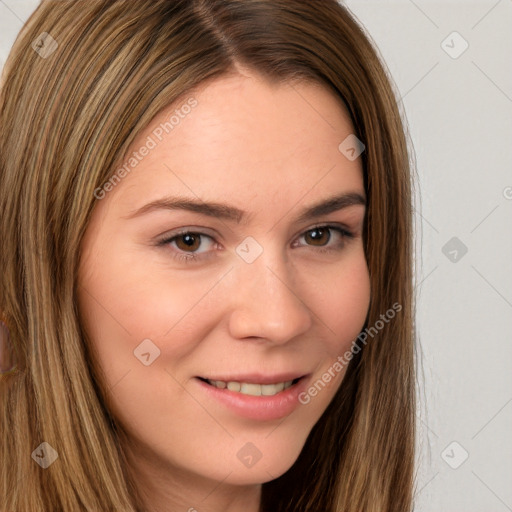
106, 73, 364, 217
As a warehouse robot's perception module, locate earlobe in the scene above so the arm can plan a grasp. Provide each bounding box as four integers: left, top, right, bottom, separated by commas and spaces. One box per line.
0, 314, 17, 375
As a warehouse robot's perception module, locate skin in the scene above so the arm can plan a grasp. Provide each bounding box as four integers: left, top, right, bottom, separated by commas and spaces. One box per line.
78, 69, 370, 512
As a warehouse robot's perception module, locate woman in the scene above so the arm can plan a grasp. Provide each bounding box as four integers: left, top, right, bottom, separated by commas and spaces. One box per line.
0, 1, 416, 511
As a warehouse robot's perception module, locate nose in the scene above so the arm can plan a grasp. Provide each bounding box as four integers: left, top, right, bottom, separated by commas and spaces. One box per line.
227, 252, 313, 344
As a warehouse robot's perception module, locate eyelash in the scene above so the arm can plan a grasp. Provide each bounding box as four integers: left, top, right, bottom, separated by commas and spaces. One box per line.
157, 225, 355, 264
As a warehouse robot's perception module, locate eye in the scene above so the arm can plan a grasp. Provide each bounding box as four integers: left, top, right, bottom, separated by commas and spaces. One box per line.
295, 225, 354, 252
173, 232, 206, 252
157, 224, 355, 265
157, 230, 217, 263
303, 226, 331, 246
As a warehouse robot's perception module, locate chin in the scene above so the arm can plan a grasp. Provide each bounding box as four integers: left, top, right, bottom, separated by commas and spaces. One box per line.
208, 433, 308, 486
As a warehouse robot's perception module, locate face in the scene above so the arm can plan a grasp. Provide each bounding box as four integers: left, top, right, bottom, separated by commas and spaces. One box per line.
77, 71, 370, 494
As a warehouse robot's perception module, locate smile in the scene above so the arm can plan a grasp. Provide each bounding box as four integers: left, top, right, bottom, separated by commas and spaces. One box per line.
195, 374, 310, 421
202, 378, 300, 396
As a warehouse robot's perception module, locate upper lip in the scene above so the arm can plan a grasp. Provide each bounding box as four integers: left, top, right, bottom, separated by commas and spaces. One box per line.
197, 372, 308, 385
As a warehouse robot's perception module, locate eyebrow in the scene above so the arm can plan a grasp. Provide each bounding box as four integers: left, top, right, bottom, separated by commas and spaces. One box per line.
124, 191, 366, 223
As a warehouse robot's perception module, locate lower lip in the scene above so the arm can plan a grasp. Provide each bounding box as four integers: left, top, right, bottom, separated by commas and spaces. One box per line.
195, 376, 310, 421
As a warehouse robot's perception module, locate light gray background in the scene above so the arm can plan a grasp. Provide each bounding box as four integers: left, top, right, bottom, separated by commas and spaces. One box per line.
1, 1, 511, 510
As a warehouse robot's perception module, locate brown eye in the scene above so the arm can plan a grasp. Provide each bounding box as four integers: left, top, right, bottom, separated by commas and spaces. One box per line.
304, 227, 331, 246
175, 233, 202, 252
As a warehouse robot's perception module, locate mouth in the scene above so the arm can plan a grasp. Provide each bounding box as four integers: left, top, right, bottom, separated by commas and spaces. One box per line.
195, 373, 310, 421
194, 372, 312, 421
197, 376, 303, 397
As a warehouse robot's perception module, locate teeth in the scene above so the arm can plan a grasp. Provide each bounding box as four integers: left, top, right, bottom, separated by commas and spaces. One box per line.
240, 383, 262, 396
227, 381, 241, 392
261, 382, 284, 395
207, 379, 294, 396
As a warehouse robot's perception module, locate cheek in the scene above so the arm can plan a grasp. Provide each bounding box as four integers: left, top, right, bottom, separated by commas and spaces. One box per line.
311, 249, 371, 356
76, 260, 220, 445
300, 251, 370, 398
77, 246, 223, 370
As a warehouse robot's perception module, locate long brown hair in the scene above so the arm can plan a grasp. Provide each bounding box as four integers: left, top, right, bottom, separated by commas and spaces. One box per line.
0, 1, 416, 510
